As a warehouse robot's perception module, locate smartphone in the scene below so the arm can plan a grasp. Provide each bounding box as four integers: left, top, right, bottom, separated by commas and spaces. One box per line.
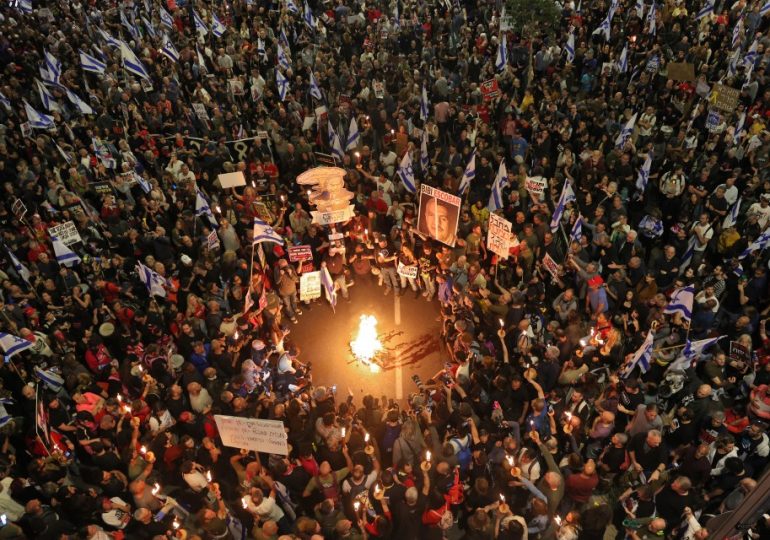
332, 385, 337, 394
493, 401, 501, 410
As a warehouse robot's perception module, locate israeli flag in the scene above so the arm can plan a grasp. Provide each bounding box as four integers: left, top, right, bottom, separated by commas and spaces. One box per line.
93, 138, 116, 168
121, 10, 142, 41
723, 198, 741, 229
635, 0, 645, 17
320, 267, 336, 311
570, 214, 584, 244
680, 236, 697, 270
397, 151, 416, 194
639, 215, 663, 238
549, 179, 576, 232
80, 50, 106, 74
134, 172, 151, 194
592, 15, 612, 41
621, 330, 654, 378
695, 0, 714, 20
195, 189, 219, 229
286, 0, 300, 13
635, 150, 653, 193
488, 160, 508, 212
0, 91, 10, 110
159, 6, 174, 28
735, 112, 746, 142
64, 88, 94, 115
420, 85, 430, 121
161, 36, 180, 63
309, 71, 323, 100
212, 13, 227, 37
253, 217, 285, 245
43, 50, 61, 84
762, 0, 770, 16
304, 0, 317, 30
23, 100, 55, 129
257, 38, 267, 60
663, 284, 695, 322
136, 261, 167, 297
615, 112, 637, 149
458, 153, 476, 196
36, 80, 61, 113
617, 44, 628, 73
279, 27, 291, 49
17, 0, 33, 13
34, 366, 64, 393
277, 44, 292, 70
345, 116, 360, 151
744, 39, 758, 68
0, 333, 33, 361
739, 226, 770, 259
565, 31, 575, 63
98, 28, 124, 49
120, 42, 151, 81
328, 123, 345, 162
52, 236, 81, 267
193, 9, 208, 35
647, 2, 656, 34
420, 130, 430, 172
732, 17, 743, 50
668, 336, 725, 371
276, 68, 290, 101
495, 33, 508, 72
5, 247, 31, 284
141, 16, 157, 39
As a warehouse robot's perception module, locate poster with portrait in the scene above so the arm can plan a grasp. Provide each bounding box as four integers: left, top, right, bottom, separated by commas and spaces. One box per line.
416, 185, 461, 247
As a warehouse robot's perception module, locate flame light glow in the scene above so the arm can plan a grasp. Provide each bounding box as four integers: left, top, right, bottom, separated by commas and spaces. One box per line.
350, 315, 383, 372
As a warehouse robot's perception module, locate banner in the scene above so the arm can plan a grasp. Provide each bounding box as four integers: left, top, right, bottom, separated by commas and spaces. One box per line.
288, 245, 313, 262
397, 262, 418, 279
417, 185, 461, 247
48, 221, 82, 246
300, 271, 322, 301
487, 213, 512, 258
542, 252, 561, 277
207, 230, 220, 251
311, 205, 355, 225
214, 415, 289, 455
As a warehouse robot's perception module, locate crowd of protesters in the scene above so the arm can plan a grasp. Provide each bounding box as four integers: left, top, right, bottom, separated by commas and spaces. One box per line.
2, 0, 770, 539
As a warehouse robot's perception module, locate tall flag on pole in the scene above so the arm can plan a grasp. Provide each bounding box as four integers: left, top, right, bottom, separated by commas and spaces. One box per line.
141, 16, 157, 39
397, 151, 416, 194
739, 226, 770, 259
98, 28, 124, 49
23, 100, 55, 129
345, 117, 360, 151
80, 50, 106, 74
136, 262, 167, 297
193, 9, 208, 35
161, 36, 180, 63
488, 160, 508, 212
549, 180, 576, 232
121, 10, 141, 41
458, 154, 476, 196
615, 112, 637, 149
723, 198, 741, 229
304, 0, 317, 30
592, 0, 617, 41
663, 285, 695, 322
635, 151, 653, 194
308, 71, 323, 100
5, 247, 31, 285
159, 6, 174, 28
36, 80, 61, 113
43, 50, 61, 85
328, 123, 345, 162
0, 333, 34, 361
620, 330, 655, 378
17, 0, 33, 14
731, 16, 744, 50
647, 2, 657, 34
276, 68, 290, 101
680, 236, 698, 270
64, 88, 94, 115
195, 189, 219, 229
495, 33, 508, 71
565, 30, 575, 63
52, 236, 81, 267
253, 218, 285, 245
120, 42, 151, 80
277, 44, 292, 70
320, 267, 336, 311
617, 44, 628, 73
695, 0, 714, 19
212, 13, 227, 37
668, 336, 726, 371
257, 38, 267, 60
420, 85, 430, 121
286, 0, 300, 13
570, 214, 584, 244
420, 131, 430, 173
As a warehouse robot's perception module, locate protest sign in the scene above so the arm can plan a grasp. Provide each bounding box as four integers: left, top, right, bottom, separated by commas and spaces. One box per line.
667, 62, 695, 82
192, 103, 209, 121
417, 185, 461, 247
711, 84, 740, 112
311, 205, 355, 225
92, 182, 112, 195
487, 214, 512, 258
288, 245, 313, 262
11, 199, 27, 220
300, 271, 322, 301
214, 415, 288, 455
328, 232, 344, 241
397, 263, 418, 279
706, 110, 721, 132
218, 171, 247, 188
480, 79, 500, 101
542, 253, 561, 278
207, 230, 220, 251
48, 221, 82, 246
730, 341, 750, 364
525, 176, 547, 197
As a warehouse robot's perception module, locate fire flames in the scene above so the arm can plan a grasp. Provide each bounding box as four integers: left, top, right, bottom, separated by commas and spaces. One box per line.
350, 315, 382, 372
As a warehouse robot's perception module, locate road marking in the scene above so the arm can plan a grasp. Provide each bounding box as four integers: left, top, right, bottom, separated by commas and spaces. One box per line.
394, 294, 403, 399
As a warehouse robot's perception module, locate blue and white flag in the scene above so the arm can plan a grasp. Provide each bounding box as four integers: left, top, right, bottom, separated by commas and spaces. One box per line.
51, 236, 81, 267
141, 15, 157, 39
133, 172, 151, 194
488, 160, 508, 212
732, 16, 744, 50
309, 71, 323, 100
615, 112, 637, 149
277, 44, 292, 70
680, 235, 698, 270
695, 0, 714, 19
43, 50, 61, 84
257, 38, 267, 60
195, 189, 219, 229
212, 13, 227, 37
64, 88, 94, 115
303, 0, 317, 30
320, 267, 336, 311
345, 116, 360, 151
592, 1, 616, 41
638, 215, 664, 238
286, 0, 300, 13
621, 330, 654, 378
723, 198, 741, 229
739, 226, 770, 259
397, 151, 416, 194
617, 44, 628, 73
495, 33, 507, 71
17, 0, 33, 14
253, 217, 285, 245
23, 100, 55, 129
92, 138, 116, 168
663, 284, 695, 322
0, 91, 10, 110
34, 366, 64, 392
646, 2, 657, 34
458, 153, 476, 196
565, 30, 575, 63
121, 10, 142, 41
549, 180, 576, 232
734, 111, 746, 142
636, 150, 653, 193
80, 50, 106, 74
136, 261, 167, 297
420, 130, 430, 173
159, 6, 174, 28
0, 333, 33, 361
98, 28, 124, 49
120, 42, 151, 80
328, 122, 345, 162
36, 80, 60, 113
193, 9, 208, 35
762, 0, 770, 16
570, 214, 584, 244
5, 247, 31, 284
276, 68, 290, 101
420, 85, 430, 121
160, 36, 180, 63
668, 335, 725, 371
279, 27, 291, 49
635, 0, 645, 17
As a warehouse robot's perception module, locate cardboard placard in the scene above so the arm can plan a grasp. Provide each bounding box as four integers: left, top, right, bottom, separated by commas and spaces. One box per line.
288, 245, 313, 262
525, 176, 547, 196
480, 79, 500, 101
397, 262, 418, 279
214, 415, 288, 455
706, 110, 721, 132
300, 271, 322, 301
218, 171, 247, 188
711, 84, 740, 112
311, 205, 355, 225
667, 62, 695, 82
487, 213, 512, 259
207, 230, 220, 251
542, 252, 561, 277
47, 221, 82, 246
192, 102, 210, 121
11, 199, 27, 220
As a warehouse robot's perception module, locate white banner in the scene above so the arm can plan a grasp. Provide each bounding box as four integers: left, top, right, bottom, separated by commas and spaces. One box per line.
48, 221, 82, 246
300, 271, 322, 301
397, 262, 418, 279
214, 415, 289, 455
487, 214, 512, 258
311, 205, 355, 225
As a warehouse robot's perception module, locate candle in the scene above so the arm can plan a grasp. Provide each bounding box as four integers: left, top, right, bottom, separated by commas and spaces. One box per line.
530, 420, 535, 430
426, 450, 431, 462
123, 405, 131, 414
364, 433, 370, 443
242, 497, 248, 509
206, 471, 212, 482
215, 205, 221, 213
117, 394, 122, 403
173, 517, 180, 529
554, 515, 562, 526
355, 151, 361, 164
499, 319, 504, 328
152, 483, 160, 496
354, 501, 361, 512
234, 330, 239, 340
140, 445, 147, 455
137, 365, 144, 372
506, 455, 514, 467
342, 427, 346, 438
306, 190, 311, 198
500, 494, 505, 503
565, 412, 573, 422
280, 195, 286, 203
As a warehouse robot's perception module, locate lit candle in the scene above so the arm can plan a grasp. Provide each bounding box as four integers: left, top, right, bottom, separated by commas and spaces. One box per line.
426, 450, 431, 462
354, 501, 361, 512
234, 330, 239, 340
499, 319, 504, 328
140, 445, 147, 455
152, 483, 160, 496
173, 517, 180, 529
137, 365, 144, 373
341, 427, 346, 438
355, 151, 361, 164
280, 194, 286, 203
206, 471, 212, 482
500, 494, 505, 503
530, 420, 535, 430
506, 455, 514, 467
306, 189, 311, 198
565, 412, 573, 422
554, 515, 562, 527
242, 497, 248, 509
215, 205, 221, 213
123, 405, 131, 414
117, 394, 122, 403
364, 228, 368, 236
364, 433, 370, 443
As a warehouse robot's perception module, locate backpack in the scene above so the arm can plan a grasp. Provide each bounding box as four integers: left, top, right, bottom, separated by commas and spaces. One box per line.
450, 435, 472, 472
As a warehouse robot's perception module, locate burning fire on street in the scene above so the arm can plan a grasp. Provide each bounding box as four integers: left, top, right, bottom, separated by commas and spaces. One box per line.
350, 315, 383, 372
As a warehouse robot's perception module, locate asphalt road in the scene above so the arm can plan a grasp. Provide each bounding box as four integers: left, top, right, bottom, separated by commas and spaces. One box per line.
286, 279, 445, 405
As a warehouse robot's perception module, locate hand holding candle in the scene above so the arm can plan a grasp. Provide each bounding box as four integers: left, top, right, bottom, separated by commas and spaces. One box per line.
498, 494, 509, 514
421, 450, 432, 471
364, 432, 374, 455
